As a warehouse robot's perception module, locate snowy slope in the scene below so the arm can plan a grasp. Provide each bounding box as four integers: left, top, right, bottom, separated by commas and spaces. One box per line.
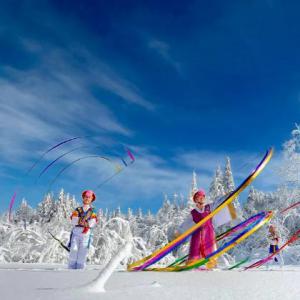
0, 264, 300, 300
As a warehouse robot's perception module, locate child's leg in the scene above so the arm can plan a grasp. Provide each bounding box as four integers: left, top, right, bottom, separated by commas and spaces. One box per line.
203, 234, 217, 270
276, 253, 284, 267
68, 232, 79, 269
266, 259, 271, 270
76, 233, 91, 269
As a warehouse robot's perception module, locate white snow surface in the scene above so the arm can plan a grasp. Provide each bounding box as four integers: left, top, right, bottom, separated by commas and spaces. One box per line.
0, 263, 300, 300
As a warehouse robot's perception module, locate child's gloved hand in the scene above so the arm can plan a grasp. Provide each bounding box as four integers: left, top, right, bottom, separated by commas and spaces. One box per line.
78, 219, 89, 227
174, 230, 180, 238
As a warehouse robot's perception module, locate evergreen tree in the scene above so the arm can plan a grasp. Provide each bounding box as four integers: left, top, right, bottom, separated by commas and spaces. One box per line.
145, 209, 155, 225
37, 193, 55, 223
137, 208, 143, 219
15, 198, 33, 228
223, 157, 243, 220
157, 195, 171, 222
54, 188, 68, 220
223, 157, 235, 193
114, 206, 122, 218
281, 124, 300, 185
188, 171, 198, 208
209, 166, 225, 201
126, 207, 134, 220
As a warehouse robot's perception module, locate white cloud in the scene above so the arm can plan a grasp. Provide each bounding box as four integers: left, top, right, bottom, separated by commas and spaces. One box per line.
0, 39, 158, 167
148, 39, 182, 73
0, 74, 129, 166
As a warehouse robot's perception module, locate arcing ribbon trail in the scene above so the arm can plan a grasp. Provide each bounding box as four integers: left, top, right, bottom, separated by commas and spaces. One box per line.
128, 148, 273, 271
8, 144, 299, 271
8, 137, 135, 221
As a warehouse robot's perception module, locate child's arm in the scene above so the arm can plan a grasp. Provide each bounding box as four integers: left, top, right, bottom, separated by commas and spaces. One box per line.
70, 210, 79, 226
88, 212, 98, 228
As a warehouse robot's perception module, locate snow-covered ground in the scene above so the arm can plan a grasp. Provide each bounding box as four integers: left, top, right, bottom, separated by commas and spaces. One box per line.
1, 263, 300, 300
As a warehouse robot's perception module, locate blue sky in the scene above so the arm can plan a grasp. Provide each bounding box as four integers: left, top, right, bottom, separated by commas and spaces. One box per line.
0, 0, 299, 214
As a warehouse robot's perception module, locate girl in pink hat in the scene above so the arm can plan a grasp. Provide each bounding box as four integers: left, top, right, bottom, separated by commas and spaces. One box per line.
68, 190, 98, 269
176, 189, 237, 269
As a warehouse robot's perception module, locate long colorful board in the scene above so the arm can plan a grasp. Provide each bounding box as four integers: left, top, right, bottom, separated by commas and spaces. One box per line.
128, 148, 273, 271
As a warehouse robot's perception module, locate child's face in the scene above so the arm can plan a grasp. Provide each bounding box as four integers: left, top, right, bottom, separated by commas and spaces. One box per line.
194, 195, 205, 206
83, 194, 93, 205
269, 226, 275, 234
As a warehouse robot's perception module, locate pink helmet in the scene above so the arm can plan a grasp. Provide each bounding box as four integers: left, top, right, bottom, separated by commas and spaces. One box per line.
82, 190, 96, 201
193, 189, 206, 201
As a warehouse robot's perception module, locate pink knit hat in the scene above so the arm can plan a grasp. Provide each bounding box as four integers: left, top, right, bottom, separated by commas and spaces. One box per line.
193, 189, 206, 201
82, 190, 96, 201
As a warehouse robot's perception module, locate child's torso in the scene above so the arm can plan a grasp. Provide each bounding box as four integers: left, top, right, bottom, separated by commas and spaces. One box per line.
268, 233, 279, 245
191, 205, 213, 226
76, 206, 94, 222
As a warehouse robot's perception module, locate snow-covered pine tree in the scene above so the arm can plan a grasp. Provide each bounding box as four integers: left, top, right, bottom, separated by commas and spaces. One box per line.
223, 157, 235, 193
104, 208, 109, 221
97, 208, 105, 228
137, 208, 143, 220
126, 207, 137, 235
126, 207, 134, 220
37, 193, 55, 223
223, 157, 243, 220
157, 195, 171, 222
209, 166, 225, 202
188, 171, 198, 208
15, 199, 33, 229
54, 188, 68, 221
173, 193, 178, 207
179, 193, 185, 209
243, 186, 258, 217
114, 206, 122, 218
64, 193, 79, 218
145, 209, 155, 226
281, 123, 300, 185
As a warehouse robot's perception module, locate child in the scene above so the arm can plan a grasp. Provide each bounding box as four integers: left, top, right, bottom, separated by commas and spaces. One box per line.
176, 189, 237, 269
267, 225, 284, 268
68, 190, 98, 269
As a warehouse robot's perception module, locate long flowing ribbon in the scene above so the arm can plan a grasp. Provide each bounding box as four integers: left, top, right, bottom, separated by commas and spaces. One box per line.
146, 211, 273, 271
27, 136, 88, 174
47, 155, 114, 190
244, 228, 300, 270
168, 212, 265, 268
128, 148, 273, 271
280, 201, 300, 214
8, 191, 17, 222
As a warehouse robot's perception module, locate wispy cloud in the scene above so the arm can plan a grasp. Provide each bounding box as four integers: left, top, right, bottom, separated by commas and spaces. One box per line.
0, 38, 157, 167
0, 72, 128, 165
148, 39, 182, 73
0, 2, 157, 211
